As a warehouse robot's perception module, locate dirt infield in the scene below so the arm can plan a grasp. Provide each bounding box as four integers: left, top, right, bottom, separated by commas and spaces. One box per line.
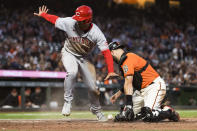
0, 118, 197, 131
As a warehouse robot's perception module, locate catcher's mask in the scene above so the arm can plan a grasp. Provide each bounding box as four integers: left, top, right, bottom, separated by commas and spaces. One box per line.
108, 41, 124, 51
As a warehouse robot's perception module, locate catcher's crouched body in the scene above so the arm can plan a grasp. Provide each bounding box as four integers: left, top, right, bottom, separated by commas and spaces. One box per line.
107, 41, 180, 123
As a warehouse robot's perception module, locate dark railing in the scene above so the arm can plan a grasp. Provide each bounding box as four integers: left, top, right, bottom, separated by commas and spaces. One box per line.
0, 81, 121, 110
0, 81, 197, 110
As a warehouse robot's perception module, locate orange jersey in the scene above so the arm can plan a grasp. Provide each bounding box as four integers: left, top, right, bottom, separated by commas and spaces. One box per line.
121, 53, 159, 89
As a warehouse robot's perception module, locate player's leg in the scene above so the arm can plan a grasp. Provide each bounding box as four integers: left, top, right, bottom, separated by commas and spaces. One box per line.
132, 90, 144, 118
61, 51, 79, 116
78, 59, 107, 121
144, 77, 166, 110
142, 77, 179, 122
141, 77, 167, 121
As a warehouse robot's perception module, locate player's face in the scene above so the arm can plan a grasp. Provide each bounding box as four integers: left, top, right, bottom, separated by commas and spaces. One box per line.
111, 50, 119, 64
77, 20, 91, 31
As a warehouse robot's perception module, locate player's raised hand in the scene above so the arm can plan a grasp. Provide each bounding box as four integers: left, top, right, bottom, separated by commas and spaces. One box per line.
34, 5, 49, 16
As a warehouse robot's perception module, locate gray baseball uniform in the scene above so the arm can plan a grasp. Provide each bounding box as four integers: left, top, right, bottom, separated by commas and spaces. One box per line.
55, 17, 109, 111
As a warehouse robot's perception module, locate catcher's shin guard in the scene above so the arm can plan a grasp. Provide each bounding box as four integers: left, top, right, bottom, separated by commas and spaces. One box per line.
139, 107, 166, 122
139, 106, 179, 122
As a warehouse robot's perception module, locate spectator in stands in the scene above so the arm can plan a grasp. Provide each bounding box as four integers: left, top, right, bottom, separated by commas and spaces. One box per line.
188, 96, 197, 106
0, 88, 19, 108
31, 87, 46, 108
25, 88, 32, 108
0, 6, 196, 87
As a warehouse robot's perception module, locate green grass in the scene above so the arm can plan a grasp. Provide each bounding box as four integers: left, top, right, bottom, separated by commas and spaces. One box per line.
0, 110, 196, 119
178, 110, 197, 118
0, 111, 118, 119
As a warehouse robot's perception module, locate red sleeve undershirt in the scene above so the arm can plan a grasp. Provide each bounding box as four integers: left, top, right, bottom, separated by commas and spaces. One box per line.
102, 49, 114, 73
40, 12, 59, 24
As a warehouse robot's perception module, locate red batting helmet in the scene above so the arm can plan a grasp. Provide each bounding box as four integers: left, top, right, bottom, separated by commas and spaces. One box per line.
72, 5, 93, 22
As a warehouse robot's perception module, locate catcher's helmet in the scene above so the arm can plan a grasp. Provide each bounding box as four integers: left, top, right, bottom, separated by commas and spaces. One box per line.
72, 5, 92, 22
109, 41, 124, 51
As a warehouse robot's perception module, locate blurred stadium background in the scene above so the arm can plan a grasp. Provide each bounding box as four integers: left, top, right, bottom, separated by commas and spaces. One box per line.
0, 0, 197, 113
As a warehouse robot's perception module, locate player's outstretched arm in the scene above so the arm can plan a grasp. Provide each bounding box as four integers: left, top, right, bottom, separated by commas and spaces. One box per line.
34, 5, 59, 24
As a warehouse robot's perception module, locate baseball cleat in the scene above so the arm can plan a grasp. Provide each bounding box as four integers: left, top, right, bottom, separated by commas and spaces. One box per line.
163, 105, 180, 122
90, 107, 107, 122
169, 111, 180, 122
96, 112, 108, 122
62, 102, 71, 116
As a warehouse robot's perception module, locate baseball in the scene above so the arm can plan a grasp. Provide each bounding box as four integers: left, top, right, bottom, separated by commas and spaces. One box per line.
107, 114, 113, 120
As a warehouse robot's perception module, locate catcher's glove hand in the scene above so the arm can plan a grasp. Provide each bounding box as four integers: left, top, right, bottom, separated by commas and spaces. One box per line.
114, 105, 134, 122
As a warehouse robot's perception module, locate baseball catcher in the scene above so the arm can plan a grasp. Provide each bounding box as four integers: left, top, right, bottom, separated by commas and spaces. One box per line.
107, 41, 180, 122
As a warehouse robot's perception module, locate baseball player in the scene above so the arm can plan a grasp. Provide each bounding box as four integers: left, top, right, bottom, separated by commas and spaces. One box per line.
34, 5, 118, 121
107, 41, 180, 122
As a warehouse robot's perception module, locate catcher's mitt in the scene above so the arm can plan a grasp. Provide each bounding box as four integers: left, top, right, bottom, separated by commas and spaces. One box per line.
114, 105, 134, 122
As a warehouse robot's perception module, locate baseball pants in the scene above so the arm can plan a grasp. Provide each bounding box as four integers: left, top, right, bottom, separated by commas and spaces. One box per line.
132, 76, 166, 115
61, 49, 101, 112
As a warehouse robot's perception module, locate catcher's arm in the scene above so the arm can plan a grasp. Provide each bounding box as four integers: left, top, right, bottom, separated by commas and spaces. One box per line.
124, 75, 133, 106
34, 5, 59, 24
124, 75, 133, 95
110, 75, 133, 104
114, 75, 135, 122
